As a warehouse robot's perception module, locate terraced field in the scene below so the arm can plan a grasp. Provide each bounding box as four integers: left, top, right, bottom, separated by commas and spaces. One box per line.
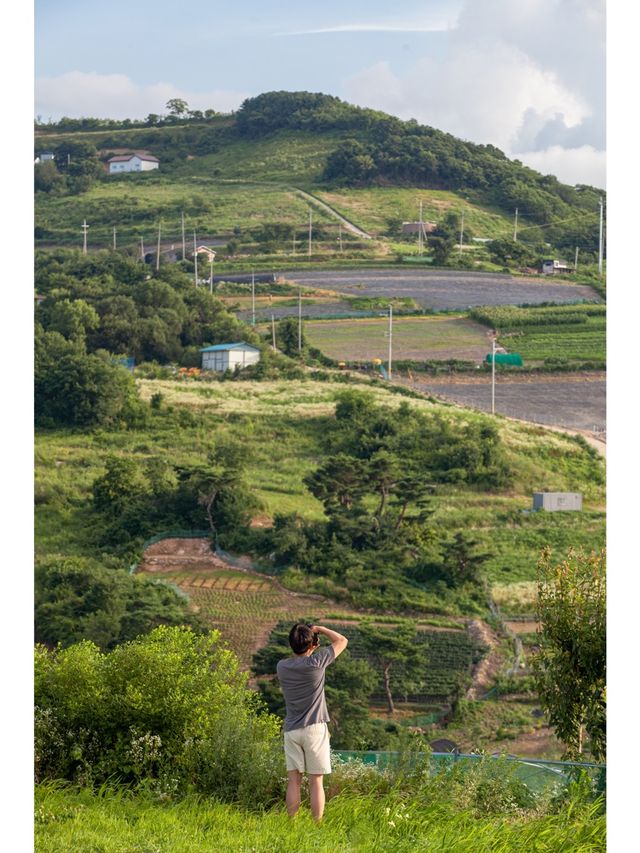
139, 538, 337, 667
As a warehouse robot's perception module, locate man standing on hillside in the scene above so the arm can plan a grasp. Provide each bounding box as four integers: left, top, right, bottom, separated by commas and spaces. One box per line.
276, 623, 348, 822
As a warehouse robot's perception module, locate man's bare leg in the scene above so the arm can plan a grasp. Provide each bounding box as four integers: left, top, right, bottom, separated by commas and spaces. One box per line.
309, 774, 325, 821
286, 770, 302, 817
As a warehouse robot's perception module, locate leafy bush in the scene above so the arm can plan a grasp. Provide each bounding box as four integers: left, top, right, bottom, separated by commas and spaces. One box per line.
34, 626, 284, 804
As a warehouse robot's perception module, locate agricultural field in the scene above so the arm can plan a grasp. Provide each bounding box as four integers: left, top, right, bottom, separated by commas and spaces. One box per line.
284, 268, 602, 311
470, 304, 606, 365
407, 373, 606, 432
315, 186, 513, 239
35, 179, 338, 248
304, 315, 492, 362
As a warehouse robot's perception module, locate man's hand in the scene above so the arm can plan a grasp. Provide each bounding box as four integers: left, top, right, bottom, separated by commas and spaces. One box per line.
311, 625, 348, 658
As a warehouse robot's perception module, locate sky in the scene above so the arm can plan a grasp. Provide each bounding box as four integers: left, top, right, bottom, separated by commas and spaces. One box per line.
34, 0, 606, 187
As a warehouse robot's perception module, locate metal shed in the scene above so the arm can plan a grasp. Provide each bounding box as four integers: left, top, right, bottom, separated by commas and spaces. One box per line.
200, 341, 261, 372
532, 492, 583, 512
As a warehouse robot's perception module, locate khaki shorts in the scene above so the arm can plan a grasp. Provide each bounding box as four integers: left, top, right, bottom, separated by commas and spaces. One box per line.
283, 722, 331, 775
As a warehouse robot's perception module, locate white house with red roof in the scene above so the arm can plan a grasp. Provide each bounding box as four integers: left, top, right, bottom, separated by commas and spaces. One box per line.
107, 152, 160, 174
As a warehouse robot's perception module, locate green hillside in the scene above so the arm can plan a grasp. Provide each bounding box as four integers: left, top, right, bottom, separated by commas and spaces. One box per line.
35, 91, 604, 261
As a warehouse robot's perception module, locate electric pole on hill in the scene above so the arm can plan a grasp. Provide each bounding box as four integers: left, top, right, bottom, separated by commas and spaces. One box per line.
459, 209, 464, 257
298, 287, 302, 354
209, 256, 214, 294
271, 313, 277, 350
156, 221, 162, 272
491, 338, 496, 415
140, 236, 145, 262
81, 220, 89, 254
513, 208, 519, 241
181, 211, 186, 261
338, 222, 343, 252
251, 269, 256, 326
598, 197, 604, 276
574, 246, 580, 272
112, 227, 117, 251
418, 200, 423, 254
308, 209, 313, 258
387, 304, 393, 381
193, 231, 198, 287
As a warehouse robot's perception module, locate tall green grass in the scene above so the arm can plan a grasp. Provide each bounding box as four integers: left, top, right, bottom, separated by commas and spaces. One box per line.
35, 780, 605, 852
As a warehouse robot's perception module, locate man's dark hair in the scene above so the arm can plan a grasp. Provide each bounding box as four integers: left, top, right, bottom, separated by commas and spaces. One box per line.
289, 623, 318, 655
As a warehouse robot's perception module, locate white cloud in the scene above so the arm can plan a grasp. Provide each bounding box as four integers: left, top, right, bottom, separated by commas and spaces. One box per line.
35, 72, 248, 121
276, 22, 453, 36
346, 44, 588, 154
517, 146, 606, 188
343, 0, 605, 186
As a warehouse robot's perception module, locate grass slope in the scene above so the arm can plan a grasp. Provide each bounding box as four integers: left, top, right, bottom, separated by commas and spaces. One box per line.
36, 376, 605, 596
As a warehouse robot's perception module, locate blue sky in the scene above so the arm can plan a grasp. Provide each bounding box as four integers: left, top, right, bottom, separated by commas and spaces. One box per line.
34, 0, 605, 186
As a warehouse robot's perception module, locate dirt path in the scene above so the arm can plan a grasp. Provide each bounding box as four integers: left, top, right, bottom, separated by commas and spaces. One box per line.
292, 187, 373, 240
466, 619, 504, 700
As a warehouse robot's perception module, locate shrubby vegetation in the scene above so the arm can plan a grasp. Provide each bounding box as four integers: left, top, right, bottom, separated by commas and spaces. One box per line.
35, 556, 201, 649
533, 548, 606, 761
251, 391, 506, 612
35, 626, 282, 804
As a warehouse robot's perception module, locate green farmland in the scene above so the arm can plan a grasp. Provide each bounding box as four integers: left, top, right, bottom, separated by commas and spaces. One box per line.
304, 316, 492, 362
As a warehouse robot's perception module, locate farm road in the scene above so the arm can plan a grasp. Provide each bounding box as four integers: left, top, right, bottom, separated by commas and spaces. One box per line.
401, 373, 606, 432
282, 268, 601, 311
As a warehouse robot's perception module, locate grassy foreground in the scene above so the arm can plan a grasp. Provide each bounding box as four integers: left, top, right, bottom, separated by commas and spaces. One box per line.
35, 783, 604, 853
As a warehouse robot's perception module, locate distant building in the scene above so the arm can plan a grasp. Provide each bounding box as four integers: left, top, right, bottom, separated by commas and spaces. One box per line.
402, 221, 437, 235
195, 246, 217, 262
34, 151, 55, 164
200, 342, 261, 372
107, 153, 159, 174
541, 259, 574, 275
532, 492, 582, 512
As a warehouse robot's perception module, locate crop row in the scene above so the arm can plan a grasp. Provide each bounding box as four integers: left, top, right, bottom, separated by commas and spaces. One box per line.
470, 304, 605, 329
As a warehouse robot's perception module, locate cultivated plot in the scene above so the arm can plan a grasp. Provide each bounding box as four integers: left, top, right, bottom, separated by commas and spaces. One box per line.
283, 269, 601, 311
305, 316, 492, 362
406, 374, 606, 431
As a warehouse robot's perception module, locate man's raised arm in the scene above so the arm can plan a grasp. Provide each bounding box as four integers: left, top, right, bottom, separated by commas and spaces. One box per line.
311, 625, 348, 658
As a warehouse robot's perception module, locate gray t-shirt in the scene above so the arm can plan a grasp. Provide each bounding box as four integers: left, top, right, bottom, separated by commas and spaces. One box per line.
276, 646, 336, 732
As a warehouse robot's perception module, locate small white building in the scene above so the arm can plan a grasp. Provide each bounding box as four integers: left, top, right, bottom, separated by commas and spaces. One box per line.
108, 153, 160, 174
532, 492, 583, 512
541, 259, 574, 275
200, 342, 261, 372
35, 151, 55, 164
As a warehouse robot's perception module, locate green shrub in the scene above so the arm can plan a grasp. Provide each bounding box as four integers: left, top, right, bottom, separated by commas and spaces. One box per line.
34, 626, 284, 804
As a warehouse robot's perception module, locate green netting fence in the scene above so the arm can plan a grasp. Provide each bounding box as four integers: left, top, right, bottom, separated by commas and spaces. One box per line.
333, 751, 606, 795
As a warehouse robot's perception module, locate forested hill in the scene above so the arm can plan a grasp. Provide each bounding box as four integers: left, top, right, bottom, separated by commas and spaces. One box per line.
36, 90, 603, 250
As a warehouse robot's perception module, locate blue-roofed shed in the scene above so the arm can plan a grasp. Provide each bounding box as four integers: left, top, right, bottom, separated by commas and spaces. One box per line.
200, 341, 261, 372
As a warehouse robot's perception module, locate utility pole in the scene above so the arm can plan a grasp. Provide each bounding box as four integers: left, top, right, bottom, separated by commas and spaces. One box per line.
459, 209, 464, 257
193, 231, 198, 287
251, 269, 256, 326
209, 256, 214, 294
81, 220, 89, 254
308, 209, 312, 258
181, 211, 186, 261
387, 304, 393, 381
418, 200, 423, 254
598, 197, 604, 276
491, 338, 496, 415
513, 208, 519, 242
140, 236, 145, 262
574, 246, 580, 272
292, 232, 296, 256
271, 313, 277, 350
298, 287, 302, 354
156, 220, 162, 272
112, 227, 117, 251
338, 222, 343, 252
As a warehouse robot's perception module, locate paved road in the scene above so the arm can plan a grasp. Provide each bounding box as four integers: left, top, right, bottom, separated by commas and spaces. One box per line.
281, 268, 601, 311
